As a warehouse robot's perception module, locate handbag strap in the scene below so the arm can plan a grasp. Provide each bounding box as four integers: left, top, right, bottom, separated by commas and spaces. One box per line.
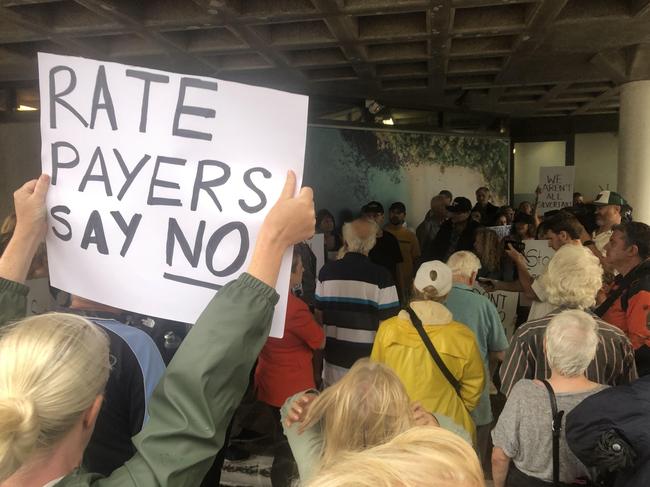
540, 380, 565, 487
406, 307, 461, 398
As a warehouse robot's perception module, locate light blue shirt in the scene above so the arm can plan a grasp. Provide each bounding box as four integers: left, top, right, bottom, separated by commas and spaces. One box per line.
445, 283, 508, 425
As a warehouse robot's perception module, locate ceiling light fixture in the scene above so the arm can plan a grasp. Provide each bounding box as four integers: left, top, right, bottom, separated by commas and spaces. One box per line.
17, 104, 37, 111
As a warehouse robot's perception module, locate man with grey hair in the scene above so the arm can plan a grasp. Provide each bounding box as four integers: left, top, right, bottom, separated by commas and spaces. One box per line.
500, 244, 637, 397
445, 250, 508, 464
315, 218, 400, 385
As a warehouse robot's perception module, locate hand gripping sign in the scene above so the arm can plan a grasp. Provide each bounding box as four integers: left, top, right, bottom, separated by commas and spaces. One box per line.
38, 52, 309, 337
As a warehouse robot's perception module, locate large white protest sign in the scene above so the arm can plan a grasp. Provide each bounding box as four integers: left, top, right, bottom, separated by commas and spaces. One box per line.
539, 166, 575, 211
472, 286, 519, 339
38, 52, 309, 337
523, 239, 555, 279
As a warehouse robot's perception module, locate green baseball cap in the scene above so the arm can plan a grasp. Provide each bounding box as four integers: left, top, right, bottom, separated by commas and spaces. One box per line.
593, 190, 627, 206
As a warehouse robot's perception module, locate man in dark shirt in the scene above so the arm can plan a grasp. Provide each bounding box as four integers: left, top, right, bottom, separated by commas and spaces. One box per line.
362, 201, 402, 283
472, 186, 499, 226
425, 196, 482, 262
416, 195, 447, 252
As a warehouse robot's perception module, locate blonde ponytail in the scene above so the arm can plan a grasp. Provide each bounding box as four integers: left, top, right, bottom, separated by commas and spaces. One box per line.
0, 313, 110, 481
0, 396, 40, 479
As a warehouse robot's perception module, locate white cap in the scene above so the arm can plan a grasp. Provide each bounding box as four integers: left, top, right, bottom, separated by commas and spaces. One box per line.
413, 260, 452, 297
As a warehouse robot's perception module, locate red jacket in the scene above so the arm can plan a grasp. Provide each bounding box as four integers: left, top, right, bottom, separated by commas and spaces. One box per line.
255, 293, 324, 407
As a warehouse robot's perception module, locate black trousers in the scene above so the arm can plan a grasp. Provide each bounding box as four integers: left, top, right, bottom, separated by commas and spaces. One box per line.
268, 405, 298, 487
635, 345, 650, 377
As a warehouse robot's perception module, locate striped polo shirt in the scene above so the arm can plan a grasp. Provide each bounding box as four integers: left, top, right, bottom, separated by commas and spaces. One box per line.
315, 252, 400, 385
500, 308, 638, 397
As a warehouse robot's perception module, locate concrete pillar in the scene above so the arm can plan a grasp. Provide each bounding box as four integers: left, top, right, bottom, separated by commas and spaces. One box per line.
618, 80, 650, 224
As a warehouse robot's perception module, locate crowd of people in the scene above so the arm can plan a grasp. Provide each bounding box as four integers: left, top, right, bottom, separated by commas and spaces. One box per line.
0, 173, 649, 487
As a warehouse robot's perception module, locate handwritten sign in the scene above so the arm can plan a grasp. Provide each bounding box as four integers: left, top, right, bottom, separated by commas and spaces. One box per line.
523, 239, 555, 279
472, 286, 519, 339
539, 166, 575, 211
38, 52, 309, 337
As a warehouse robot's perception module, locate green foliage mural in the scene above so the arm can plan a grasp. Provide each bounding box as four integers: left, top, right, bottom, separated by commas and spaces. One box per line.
304, 126, 510, 226
338, 129, 510, 199
379, 132, 509, 197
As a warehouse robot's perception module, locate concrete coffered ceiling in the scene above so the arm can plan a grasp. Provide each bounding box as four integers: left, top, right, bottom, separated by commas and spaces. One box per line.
1, 0, 650, 119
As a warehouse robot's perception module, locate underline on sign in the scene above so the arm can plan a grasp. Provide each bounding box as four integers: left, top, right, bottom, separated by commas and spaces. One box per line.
163, 273, 223, 291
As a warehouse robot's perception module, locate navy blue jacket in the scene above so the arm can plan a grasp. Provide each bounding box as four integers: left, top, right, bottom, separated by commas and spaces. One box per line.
566, 376, 650, 487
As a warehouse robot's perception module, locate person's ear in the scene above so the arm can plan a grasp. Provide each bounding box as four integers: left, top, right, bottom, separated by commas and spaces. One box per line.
469, 271, 477, 286
83, 395, 104, 431
628, 244, 640, 258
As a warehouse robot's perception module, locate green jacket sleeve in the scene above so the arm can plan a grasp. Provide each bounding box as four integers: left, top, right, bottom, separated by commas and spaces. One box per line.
281, 391, 323, 483
58, 273, 278, 487
0, 277, 28, 326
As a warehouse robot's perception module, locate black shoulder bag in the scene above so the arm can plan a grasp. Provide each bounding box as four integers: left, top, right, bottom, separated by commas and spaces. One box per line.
507, 382, 596, 487
541, 380, 565, 487
406, 307, 461, 398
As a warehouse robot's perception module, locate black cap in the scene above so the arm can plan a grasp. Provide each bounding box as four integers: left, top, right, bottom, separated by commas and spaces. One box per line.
389, 201, 406, 213
362, 201, 384, 214
447, 197, 472, 213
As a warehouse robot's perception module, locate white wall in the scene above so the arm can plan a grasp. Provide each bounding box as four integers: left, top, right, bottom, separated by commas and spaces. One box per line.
513, 140, 565, 205
574, 132, 618, 199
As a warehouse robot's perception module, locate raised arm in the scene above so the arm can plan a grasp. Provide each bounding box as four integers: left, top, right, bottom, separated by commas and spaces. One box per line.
503, 244, 538, 300
248, 171, 315, 288
0, 174, 49, 284
77, 171, 315, 487
0, 174, 50, 325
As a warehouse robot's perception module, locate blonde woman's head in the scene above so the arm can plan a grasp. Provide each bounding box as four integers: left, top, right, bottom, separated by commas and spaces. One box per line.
302, 359, 414, 471
306, 425, 485, 487
473, 228, 502, 272
539, 244, 603, 309
0, 313, 110, 481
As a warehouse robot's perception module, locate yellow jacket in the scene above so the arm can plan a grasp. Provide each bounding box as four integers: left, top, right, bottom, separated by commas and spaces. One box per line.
371, 300, 485, 442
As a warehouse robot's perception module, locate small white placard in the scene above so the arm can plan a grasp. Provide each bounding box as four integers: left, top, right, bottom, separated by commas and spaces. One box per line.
472, 286, 519, 339
539, 166, 575, 211
523, 240, 555, 279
